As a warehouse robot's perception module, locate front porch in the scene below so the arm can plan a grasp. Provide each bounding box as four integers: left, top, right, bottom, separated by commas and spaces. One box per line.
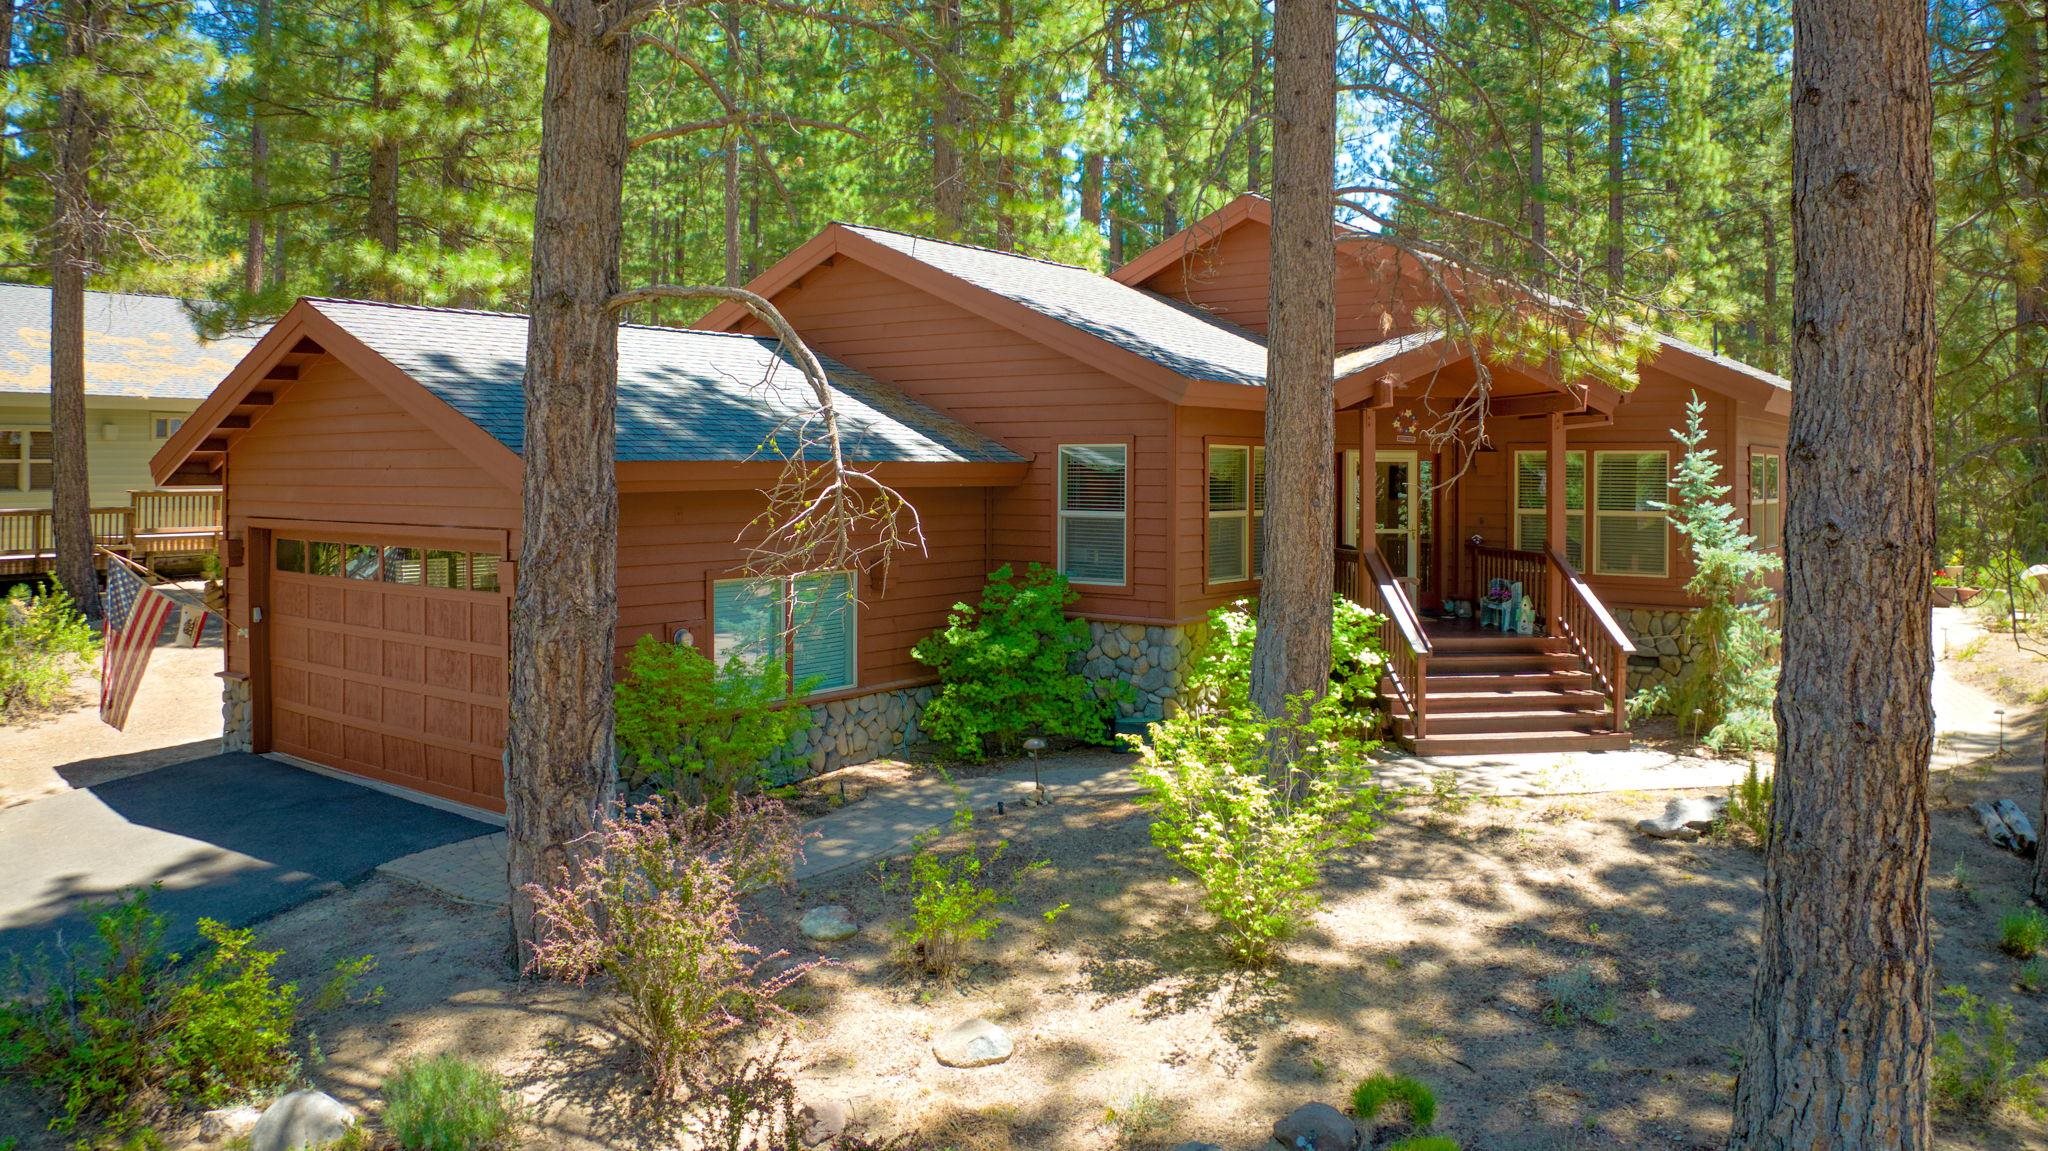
1332, 396, 1638, 755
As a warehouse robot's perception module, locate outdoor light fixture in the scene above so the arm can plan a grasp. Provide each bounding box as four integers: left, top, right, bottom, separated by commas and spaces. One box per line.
1023, 736, 1048, 802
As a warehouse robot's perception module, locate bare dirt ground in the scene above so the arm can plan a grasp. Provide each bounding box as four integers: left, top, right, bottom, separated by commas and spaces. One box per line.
11, 745, 2042, 1151
0, 635, 224, 809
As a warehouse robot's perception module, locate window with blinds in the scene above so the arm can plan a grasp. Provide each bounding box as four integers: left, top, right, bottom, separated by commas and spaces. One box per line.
1749, 450, 1783, 550
1593, 451, 1671, 577
1, 429, 53, 492
712, 570, 857, 695
1512, 450, 1586, 568
1207, 444, 1266, 583
1058, 444, 1127, 585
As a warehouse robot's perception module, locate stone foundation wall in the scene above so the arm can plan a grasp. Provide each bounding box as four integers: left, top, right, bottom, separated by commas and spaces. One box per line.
221, 673, 253, 753
1615, 607, 1701, 696
1078, 619, 1204, 720
782, 684, 937, 780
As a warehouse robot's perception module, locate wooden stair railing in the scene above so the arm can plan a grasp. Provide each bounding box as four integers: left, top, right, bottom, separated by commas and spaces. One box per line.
1340, 546, 1433, 738
1547, 547, 1636, 732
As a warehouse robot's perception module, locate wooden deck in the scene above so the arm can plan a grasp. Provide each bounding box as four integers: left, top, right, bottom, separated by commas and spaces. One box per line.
0, 490, 222, 577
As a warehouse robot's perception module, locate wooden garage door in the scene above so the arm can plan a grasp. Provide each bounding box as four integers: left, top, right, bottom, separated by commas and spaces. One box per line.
268, 535, 509, 812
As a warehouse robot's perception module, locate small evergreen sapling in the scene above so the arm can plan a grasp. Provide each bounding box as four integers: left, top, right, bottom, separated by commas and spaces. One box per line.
884, 809, 1044, 976
1636, 393, 1782, 751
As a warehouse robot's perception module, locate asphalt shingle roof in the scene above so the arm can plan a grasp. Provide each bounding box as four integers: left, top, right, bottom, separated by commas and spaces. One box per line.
0, 282, 261, 400
843, 224, 1271, 387
306, 298, 1024, 466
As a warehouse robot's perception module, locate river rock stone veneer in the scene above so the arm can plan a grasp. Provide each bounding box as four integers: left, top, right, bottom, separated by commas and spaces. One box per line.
1078, 619, 1204, 720
222, 673, 254, 753
1614, 607, 1701, 695
784, 684, 937, 778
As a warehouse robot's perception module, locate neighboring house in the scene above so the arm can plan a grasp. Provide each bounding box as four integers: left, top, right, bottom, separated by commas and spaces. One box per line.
155, 196, 1787, 816
0, 283, 254, 573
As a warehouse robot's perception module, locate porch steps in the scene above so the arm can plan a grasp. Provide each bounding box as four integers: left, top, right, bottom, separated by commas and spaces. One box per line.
1383, 631, 1629, 756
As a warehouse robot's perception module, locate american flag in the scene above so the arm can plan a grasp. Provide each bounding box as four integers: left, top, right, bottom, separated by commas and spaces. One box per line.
100, 562, 175, 730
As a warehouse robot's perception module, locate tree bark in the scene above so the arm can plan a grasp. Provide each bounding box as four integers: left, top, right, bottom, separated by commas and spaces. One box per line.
994, 0, 1016, 249
506, 0, 630, 958
1604, 0, 1623, 291
244, 0, 271, 295
1726, 0, 1936, 1144
2035, 720, 2048, 905
48, 0, 100, 620
1248, 0, 1336, 723
1525, 9, 1545, 281
932, 0, 965, 236
1246, 14, 1264, 193
721, 4, 742, 286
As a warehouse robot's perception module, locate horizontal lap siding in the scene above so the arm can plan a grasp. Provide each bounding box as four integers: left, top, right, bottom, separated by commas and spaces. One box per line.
223, 358, 519, 676
1139, 221, 1434, 350
617, 486, 988, 687
736, 257, 1175, 621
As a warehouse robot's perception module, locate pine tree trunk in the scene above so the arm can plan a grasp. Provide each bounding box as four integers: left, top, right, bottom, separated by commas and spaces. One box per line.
2015, 4, 2048, 557
1726, 0, 1936, 1144
506, 0, 629, 958
2035, 720, 2048, 905
1526, 12, 1545, 279
49, 3, 100, 621
994, 0, 1016, 249
1246, 15, 1264, 193
244, 0, 271, 295
1249, 0, 1336, 722
931, 0, 965, 236
721, 4, 742, 286
1604, 0, 1623, 291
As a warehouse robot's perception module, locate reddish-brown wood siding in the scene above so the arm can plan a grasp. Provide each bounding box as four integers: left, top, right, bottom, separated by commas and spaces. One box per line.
727, 255, 1176, 621
222, 358, 521, 678
616, 485, 991, 689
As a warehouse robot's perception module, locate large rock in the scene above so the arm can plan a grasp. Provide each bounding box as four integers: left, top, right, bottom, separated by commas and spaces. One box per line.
933, 1017, 1014, 1068
1636, 796, 1728, 841
802, 1099, 852, 1143
249, 1090, 355, 1151
1271, 1102, 1360, 1151
198, 1105, 263, 1143
801, 905, 860, 942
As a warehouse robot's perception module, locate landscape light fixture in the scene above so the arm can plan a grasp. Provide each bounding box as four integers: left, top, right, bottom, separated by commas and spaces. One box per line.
1023, 736, 1048, 802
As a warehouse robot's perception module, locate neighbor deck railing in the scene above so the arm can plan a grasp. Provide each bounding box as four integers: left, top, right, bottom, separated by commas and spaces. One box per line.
0, 489, 221, 570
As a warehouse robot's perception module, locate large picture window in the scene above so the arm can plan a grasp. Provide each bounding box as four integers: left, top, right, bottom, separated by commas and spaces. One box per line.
1, 429, 53, 492
1207, 444, 1267, 583
1513, 450, 1586, 568
712, 570, 856, 695
1749, 450, 1783, 550
1058, 444, 1127, 585
1593, 450, 1671, 577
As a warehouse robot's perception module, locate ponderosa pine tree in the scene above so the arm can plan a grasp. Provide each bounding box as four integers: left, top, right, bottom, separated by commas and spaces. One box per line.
1249, 0, 1337, 721
1726, 0, 1938, 1143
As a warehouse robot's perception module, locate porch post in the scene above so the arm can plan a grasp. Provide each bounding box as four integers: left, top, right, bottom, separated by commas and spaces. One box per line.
1359, 404, 1378, 559
1545, 410, 1567, 636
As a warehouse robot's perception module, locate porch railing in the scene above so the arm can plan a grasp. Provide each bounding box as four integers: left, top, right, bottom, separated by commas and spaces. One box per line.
1548, 547, 1635, 733
0, 489, 221, 568
1469, 542, 1550, 626
1340, 545, 1433, 737
0, 507, 136, 559
131, 489, 221, 536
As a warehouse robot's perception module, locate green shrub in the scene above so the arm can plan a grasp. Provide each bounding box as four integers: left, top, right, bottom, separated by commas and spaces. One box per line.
1634, 394, 1781, 752
912, 564, 1121, 761
614, 635, 816, 810
1933, 985, 2048, 1117
2019, 958, 2046, 994
1351, 1071, 1437, 1129
884, 809, 1042, 976
1999, 907, 2048, 959
1385, 1137, 1461, 1151
0, 890, 298, 1133
1540, 965, 1618, 1027
0, 585, 98, 717
381, 1055, 517, 1151
1717, 761, 1774, 846
1183, 596, 1388, 725
1135, 694, 1384, 965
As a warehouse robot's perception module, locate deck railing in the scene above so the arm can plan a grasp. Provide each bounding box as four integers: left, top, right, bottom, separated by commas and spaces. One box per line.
0, 489, 221, 570
131, 489, 221, 535
1340, 546, 1433, 737
1469, 541, 1550, 626
1547, 547, 1636, 732
0, 507, 136, 558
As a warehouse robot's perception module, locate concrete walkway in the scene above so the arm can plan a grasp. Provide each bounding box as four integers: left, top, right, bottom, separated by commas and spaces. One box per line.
378, 625, 2021, 908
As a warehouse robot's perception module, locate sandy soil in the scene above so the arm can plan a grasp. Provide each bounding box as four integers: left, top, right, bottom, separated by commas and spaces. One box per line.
0, 635, 225, 809
10, 743, 2043, 1151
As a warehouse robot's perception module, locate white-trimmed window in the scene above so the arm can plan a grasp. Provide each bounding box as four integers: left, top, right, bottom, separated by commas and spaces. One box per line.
0, 429, 53, 492
1593, 450, 1671, 577
1207, 444, 1267, 583
1750, 450, 1783, 550
1057, 444, 1127, 585
1513, 450, 1586, 568
151, 413, 184, 440
712, 570, 857, 695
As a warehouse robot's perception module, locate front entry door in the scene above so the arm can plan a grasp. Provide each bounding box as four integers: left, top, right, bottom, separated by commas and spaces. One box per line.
1374, 451, 1433, 603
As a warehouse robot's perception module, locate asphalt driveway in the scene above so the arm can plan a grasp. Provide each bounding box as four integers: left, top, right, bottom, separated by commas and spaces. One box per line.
0, 753, 495, 957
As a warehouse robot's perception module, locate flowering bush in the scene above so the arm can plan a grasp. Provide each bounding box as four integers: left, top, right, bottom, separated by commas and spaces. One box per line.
1135, 694, 1385, 965
523, 797, 814, 1101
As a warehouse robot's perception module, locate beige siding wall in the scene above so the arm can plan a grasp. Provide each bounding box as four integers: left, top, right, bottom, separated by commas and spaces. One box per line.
0, 398, 203, 510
